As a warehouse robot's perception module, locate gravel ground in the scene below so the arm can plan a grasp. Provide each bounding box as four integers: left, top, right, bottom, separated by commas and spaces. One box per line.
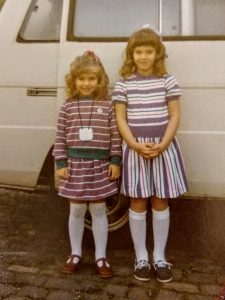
1, 187, 225, 300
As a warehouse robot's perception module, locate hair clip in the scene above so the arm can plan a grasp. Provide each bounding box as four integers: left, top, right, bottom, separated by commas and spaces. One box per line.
82, 50, 101, 64
142, 24, 151, 29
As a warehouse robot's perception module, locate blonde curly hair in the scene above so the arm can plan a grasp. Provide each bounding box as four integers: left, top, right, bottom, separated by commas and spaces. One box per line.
120, 28, 167, 78
65, 51, 109, 100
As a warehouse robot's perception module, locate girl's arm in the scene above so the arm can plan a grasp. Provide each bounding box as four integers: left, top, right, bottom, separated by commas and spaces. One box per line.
149, 99, 180, 158
108, 101, 122, 180
114, 103, 153, 158
109, 101, 122, 164
162, 99, 180, 146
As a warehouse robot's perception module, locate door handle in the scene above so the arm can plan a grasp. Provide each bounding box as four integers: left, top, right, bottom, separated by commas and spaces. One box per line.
27, 87, 57, 97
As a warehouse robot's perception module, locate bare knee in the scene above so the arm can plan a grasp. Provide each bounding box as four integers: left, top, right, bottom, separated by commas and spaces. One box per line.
130, 198, 148, 213
151, 197, 168, 211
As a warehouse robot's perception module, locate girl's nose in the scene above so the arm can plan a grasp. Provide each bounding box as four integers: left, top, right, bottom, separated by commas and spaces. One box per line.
83, 80, 90, 85
140, 53, 147, 59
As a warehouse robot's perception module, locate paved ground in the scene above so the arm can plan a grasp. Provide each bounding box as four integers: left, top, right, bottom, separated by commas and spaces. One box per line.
0, 187, 225, 300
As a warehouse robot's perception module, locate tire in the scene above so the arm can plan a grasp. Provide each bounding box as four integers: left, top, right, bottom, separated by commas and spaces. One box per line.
85, 193, 129, 232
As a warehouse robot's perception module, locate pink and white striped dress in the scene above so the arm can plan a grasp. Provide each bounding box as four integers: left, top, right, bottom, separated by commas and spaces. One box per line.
112, 73, 188, 199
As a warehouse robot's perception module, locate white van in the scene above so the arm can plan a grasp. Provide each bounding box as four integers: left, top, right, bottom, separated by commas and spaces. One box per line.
0, 0, 225, 229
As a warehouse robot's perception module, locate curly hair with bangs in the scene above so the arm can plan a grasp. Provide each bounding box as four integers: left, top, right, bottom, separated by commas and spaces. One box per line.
120, 28, 167, 78
65, 51, 109, 101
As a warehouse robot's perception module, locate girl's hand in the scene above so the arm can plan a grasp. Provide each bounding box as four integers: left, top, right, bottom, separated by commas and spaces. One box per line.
56, 167, 68, 179
133, 142, 154, 159
148, 142, 167, 159
108, 164, 121, 180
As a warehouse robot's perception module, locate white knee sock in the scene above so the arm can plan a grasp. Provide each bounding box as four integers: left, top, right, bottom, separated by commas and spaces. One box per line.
89, 202, 108, 262
69, 202, 87, 259
152, 207, 170, 262
129, 209, 148, 262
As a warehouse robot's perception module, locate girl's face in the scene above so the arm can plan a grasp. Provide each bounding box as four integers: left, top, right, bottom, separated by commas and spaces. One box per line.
75, 72, 98, 96
133, 45, 156, 76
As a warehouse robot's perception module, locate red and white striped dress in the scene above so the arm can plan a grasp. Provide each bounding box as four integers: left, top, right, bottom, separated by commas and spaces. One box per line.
53, 97, 122, 201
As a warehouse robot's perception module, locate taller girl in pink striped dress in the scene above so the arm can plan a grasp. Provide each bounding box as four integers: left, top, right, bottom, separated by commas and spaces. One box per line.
112, 28, 188, 283
53, 51, 122, 278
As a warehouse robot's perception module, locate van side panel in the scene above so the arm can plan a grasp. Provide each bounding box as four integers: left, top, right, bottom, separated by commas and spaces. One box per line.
0, 0, 59, 188
0, 0, 225, 196
166, 42, 225, 197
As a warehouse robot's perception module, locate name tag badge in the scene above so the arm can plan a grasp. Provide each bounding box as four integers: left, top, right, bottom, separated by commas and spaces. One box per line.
79, 127, 93, 141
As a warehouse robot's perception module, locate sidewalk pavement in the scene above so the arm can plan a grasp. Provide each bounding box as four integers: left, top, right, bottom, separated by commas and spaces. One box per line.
0, 188, 225, 300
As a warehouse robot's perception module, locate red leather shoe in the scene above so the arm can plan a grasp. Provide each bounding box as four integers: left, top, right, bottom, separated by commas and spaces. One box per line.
61, 254, 81, 274
96, 258, 113, 278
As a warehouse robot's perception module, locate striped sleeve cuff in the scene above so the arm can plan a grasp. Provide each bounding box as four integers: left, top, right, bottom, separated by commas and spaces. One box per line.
110, 156, 122, 166
55, 160, 67, 169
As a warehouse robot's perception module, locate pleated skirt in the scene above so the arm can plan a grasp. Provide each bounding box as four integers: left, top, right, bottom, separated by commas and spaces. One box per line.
58, 158, 119, 201
121, 137, 188, 199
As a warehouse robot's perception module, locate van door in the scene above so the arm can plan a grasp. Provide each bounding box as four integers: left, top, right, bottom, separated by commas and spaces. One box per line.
0, 0, 63, 188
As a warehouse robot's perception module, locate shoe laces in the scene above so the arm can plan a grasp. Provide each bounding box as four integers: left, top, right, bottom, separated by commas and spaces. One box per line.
153, 260, 172, 269
135, 260, 150, 270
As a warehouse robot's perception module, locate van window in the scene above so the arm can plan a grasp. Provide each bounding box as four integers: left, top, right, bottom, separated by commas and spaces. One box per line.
74, 0, 159, 38
193, 0, 225, 35
18, 0, 63, 42
69, 0, 225, 41
180, 0, 225, 36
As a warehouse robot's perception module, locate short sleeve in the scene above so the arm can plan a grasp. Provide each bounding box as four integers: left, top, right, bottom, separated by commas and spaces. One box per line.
165, 74, 182, 101
111, 79, 127, 103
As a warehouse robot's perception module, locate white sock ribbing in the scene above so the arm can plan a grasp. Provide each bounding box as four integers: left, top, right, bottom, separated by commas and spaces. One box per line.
89, 202, 108, 262
152, 207, 170, 262
129, 209, 148, 262
69, 202, 87, 258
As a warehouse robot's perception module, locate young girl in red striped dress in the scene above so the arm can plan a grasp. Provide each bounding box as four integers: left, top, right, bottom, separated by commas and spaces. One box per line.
53, 51, 122, 278
112, 28, 188, 283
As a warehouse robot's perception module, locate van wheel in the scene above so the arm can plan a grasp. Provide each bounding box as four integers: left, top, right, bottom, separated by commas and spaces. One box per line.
37, 149, 56, 194
85, 194, 129, 232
